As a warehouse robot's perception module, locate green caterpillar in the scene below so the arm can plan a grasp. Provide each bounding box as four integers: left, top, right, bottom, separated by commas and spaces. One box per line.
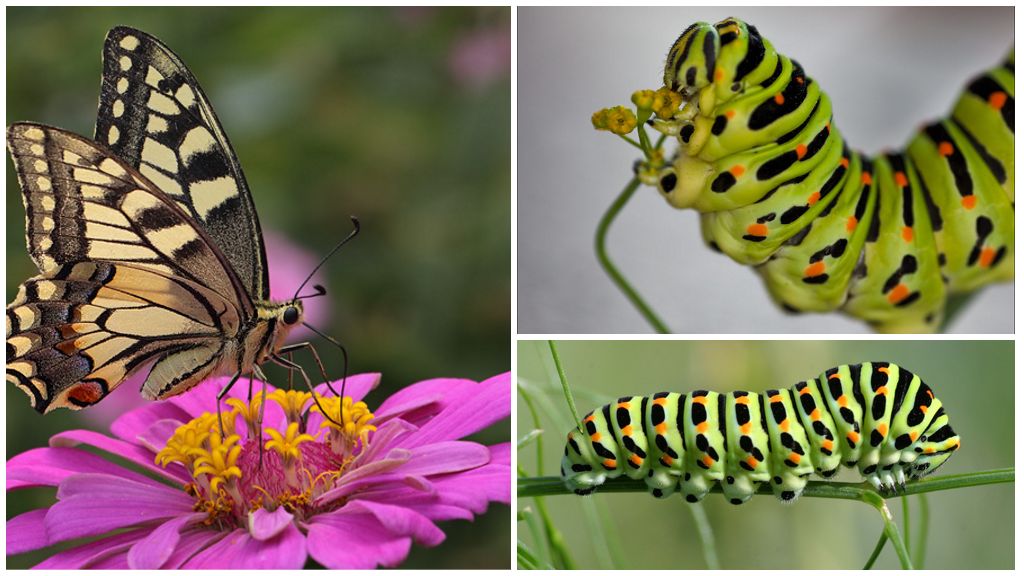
649, 18, 1013, 333
561, 362, 959, 504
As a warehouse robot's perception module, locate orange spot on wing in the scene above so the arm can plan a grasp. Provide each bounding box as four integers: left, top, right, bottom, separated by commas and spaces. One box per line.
795, 144, 807, 159
746, 223, 769, 237
979, 247, 996, 268
902, 226, 913, 242
961, 195, 976, 210
807, 191, 821, 206
887, 284, 910, 305
730, 165, 745, 177
804, 261, 826, 278
938, 141, 954, 156
774, 93, 784, 105
989, 92, 1007, 109
894, 171, 908, 187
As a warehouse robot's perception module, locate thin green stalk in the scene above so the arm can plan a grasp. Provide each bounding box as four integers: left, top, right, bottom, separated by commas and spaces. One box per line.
686, 502, 720, 569
518, 468, 1013, 498
873, 497, 912, 570
863, 527, 888, 569
617, 134, 643, 150
594, 177, 671, 333
914, 494, 929, 569
901, 494, 911, 559
548, 341, 583, 427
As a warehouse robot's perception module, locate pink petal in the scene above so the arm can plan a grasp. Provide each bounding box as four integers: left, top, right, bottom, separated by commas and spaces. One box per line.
162, 527, 229, 569
135, 418, 189, 455
306, 501, 445, 569
392, 374, 509, 448
47, 474, 193, 542
7, 446, 185, 490
127, 512, 207, 569
49, 429, 189, 483
109, 400, 191, 443
7, 508, 48, 555
248, 506, 295, 541
397, 441, 491, 476
375, 377, 476, 417
34, 527, 150, 569
182, 524, 306, 569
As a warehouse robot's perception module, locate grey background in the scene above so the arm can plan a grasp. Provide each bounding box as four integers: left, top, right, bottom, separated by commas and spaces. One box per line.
518, 6, 1014, 333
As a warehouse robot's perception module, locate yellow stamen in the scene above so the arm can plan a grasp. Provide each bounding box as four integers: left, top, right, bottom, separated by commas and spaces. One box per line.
265, 422, 316, 462
267, 389, 312, 425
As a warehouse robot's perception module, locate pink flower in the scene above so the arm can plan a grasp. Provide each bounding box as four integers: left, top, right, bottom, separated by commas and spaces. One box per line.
80, 229, 331, 428
7, 372, 510, 569
448, 26, 511, 90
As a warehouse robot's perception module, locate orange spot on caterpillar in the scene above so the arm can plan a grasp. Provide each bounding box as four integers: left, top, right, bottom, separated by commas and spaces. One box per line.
795, 144, 807, 159
828, 373, 842, 381
804, 261, 826, 278
696, 422, 709, 433
735, 396, 750, 405
847, 431, 860, 444
653, 397, 668, 406
937, 141, 954, 156
621, 425, 633, 436
807, 191, 820, 206
769, 394, 783, 403
878, 366, 890, 375
661, 454, 675, 466
617, 401, 630, 409
887, 284, 910, 305
788, 453, 801, 465
848, 215, 859, 231
877, 423, 888, 436
923, 447, 935, 454
740, 422, 752, 434
774, 93, 784, 105
798, 387, 812, 396
603, 458, 617, 468
821, 439, 834, 451
584, 414, 595, 423
715, 67, 725, 82
909, 431, 919, 441
961, 195, 976, 210
902, 226, 913, 242
725, 109, 736, 119
810, 408, 821, 420
779, 419, 790, 432
919, 405, 929, 414
746, 456, 759, 469
894, 171, 908, 187
926, 390, 934, 399
746, 223, 769, 237
837, 395, 848, 407
839, 157, 849, 168
655, 422, 668, 434
702, 455, 715, 468
861, 172, 873, 185
979, 247, 996, 268
730, 165, 745, 177
591, 432, 602, 441
629, 454, 644, 466
692, 396, 707, 405
989, 91, 1007, 109
875, 386, 889, 396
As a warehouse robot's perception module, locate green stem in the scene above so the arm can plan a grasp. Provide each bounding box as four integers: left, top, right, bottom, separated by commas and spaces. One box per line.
548, 341, 583, 427
594, 177, 672, 333
870, 496, 912, 570
617, 134, 643, 150
517, 468, 1013, 498
863, 527, 888, 570
914, 494, 929, 569
901, 494, 911, 559
686, 503, 720, 569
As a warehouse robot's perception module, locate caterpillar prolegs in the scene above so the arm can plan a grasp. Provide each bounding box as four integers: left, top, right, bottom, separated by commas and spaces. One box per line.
561, 362, 959, 505
651, 18, 1013, 333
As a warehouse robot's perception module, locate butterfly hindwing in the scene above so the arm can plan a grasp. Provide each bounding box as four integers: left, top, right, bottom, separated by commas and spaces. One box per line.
96, 26, 269, 301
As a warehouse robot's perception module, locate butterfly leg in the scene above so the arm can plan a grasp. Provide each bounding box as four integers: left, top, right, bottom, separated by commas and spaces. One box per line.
278, 339, 349, 400
216, 370, 243, 440
252, 365, 271, 467
271, 353, 344, 427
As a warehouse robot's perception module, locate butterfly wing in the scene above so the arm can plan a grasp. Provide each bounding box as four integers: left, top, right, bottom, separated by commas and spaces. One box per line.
95, 26, 269, 301
6, 123, 246, 411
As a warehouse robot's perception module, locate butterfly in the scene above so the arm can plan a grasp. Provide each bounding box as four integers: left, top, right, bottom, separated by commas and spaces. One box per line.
6, 27, 345, 413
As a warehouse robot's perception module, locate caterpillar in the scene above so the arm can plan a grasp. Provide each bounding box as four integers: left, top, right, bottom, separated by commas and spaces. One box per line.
646, 18, 1014, 333
561, 362, 959, 504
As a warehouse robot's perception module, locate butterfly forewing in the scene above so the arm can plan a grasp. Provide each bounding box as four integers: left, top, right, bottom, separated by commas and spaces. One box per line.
6, 123, 248, 412
96, 26, 269, 302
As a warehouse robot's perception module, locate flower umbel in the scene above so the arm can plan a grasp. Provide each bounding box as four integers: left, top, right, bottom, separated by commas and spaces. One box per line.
7, 372, 511, 569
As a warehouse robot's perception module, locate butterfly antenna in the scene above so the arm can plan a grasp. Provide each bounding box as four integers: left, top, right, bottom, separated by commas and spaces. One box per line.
301, 321, 350, 401
292, 216, 360, 301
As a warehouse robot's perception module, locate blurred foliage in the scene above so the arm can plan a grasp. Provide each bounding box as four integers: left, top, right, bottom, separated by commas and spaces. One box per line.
518, 340, 1013, 569
7, 6, 510, 569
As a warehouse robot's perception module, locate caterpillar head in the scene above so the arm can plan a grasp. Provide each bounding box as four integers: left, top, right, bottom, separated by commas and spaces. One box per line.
664, 21, 719, 95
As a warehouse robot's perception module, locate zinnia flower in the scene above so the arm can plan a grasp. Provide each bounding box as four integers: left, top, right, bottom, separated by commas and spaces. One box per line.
7, 372, 510, 569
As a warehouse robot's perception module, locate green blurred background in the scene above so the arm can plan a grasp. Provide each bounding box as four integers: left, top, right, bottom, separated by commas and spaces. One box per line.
518, 340, 1013, 569
7, 7, 510, 569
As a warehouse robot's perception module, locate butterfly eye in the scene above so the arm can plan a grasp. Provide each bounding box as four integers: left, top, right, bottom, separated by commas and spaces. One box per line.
283, 306, 300, 325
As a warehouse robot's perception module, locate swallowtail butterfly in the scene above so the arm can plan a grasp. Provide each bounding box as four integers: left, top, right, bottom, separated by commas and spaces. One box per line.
6, 27, 332, 413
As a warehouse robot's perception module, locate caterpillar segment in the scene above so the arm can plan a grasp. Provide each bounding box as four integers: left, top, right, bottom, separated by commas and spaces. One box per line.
561, 363, 960, 504
654, 18, 1013, 333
